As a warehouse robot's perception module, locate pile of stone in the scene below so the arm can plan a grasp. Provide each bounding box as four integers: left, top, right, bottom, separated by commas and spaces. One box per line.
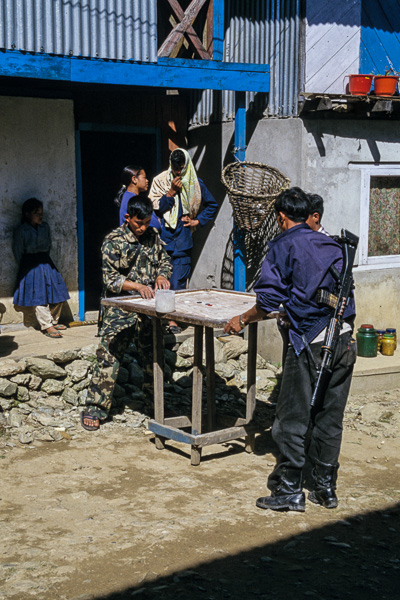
0, 334, 281, 445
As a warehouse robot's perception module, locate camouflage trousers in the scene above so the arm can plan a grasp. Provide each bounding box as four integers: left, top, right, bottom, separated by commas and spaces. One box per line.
85, 312, 153, 420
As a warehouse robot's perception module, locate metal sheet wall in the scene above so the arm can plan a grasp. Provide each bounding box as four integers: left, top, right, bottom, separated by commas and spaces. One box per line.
0, 0, 157, 61
189, 0, 301, 125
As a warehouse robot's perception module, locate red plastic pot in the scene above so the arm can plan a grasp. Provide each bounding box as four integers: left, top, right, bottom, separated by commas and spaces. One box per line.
373, 75, 399, 97
345, 74, 373, 95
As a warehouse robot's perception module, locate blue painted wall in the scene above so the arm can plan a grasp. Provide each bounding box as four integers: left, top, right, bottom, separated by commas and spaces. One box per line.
360, 0, 400, 74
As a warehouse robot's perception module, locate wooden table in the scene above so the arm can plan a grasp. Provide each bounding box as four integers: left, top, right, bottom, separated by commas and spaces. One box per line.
103, 289, 258, 465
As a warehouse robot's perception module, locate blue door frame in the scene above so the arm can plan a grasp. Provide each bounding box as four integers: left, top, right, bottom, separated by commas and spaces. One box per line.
75, 123, 161, 321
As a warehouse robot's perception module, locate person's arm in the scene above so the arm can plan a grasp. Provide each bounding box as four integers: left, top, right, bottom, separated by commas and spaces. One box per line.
195, 180, 218, 227
224, 304, 268, 334
12, 227, 24, 264
154, 239, 173, 289
102, 239, 154, 299
157, 177, 182, 215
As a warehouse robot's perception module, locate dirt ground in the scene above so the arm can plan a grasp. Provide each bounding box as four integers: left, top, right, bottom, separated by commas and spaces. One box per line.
1, 389, 399, 600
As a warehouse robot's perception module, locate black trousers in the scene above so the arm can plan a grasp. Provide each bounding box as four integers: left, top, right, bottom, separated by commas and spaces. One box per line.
269, 332, 357, 486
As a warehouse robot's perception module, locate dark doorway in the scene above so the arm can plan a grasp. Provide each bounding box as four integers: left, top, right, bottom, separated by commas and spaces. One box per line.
79, 129, 160, 312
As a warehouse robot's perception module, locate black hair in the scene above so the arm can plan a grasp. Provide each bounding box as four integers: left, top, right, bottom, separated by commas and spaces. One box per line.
21, 198, 43, 223
114, 165, 143, 208
126, 196, 153, 220
308, 193, 324, 219
274, 187, 311, 223
170, 149, 186, 171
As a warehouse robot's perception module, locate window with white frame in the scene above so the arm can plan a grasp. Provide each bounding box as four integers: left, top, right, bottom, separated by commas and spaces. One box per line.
357, 165, 400, 267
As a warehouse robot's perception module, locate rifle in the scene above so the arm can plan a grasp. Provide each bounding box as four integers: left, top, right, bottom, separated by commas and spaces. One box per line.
310, 229, 359, 408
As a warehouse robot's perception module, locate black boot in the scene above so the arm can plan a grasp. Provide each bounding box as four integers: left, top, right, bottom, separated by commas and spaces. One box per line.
308, 460, 339, 509
256, 467, 305, 512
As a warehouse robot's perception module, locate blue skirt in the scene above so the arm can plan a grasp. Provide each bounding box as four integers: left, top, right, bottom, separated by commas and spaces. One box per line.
13, 252, 70, 307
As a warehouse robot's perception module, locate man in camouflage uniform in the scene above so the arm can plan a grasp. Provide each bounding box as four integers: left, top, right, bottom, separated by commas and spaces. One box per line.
81, 196, 172, 431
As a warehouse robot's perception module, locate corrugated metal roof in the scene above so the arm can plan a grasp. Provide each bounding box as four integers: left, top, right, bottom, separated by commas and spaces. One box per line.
0, 0, 157, 62
189, 0, 301, 124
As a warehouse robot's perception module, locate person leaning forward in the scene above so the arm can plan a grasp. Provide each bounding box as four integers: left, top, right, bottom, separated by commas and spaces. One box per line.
224, 187, 356, 512
81, 196, 172, 431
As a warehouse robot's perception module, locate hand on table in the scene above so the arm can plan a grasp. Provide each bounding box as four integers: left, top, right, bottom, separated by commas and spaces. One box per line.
137, 284, 155, 299
224, 315, 243, 335
155, 276, 170, 290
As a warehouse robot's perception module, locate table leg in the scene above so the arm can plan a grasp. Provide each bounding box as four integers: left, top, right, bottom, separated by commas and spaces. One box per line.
191, 325, 203, 465
246, 322, 258, 423
152, 317, 165, 450
205, 326, 216, 431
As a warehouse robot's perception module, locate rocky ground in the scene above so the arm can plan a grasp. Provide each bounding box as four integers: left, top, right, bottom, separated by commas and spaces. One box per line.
0, 334, 399, 600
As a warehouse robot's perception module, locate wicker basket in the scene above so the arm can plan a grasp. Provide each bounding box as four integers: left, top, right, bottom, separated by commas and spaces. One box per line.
221, 161, 290, 231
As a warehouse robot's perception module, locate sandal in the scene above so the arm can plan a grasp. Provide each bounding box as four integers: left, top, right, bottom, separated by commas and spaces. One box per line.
54, 324, 67, 330
80, 412, 100, 431
43, 330, 63, 338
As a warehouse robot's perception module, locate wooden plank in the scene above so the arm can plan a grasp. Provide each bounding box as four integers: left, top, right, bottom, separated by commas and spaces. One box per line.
102, 289, 256, 328
164, 416, 192, 428
192, 325, 203, 436
213, 0, 224, 61
162, 0, 212, 60
0, 50, 269, 93
158, 0, 209, 58
152, 318, 166, 450
205, 326, 216, 431
246, 322, 258, 423
148, 420, 196, 445
195, 425, 256, 447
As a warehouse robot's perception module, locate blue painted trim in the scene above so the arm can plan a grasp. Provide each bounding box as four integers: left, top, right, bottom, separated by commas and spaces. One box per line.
213, 0, 225, 61
0, 50, 269, 93
74, 130, 85, 322
360, 0, 400, 75
234, 92, 246, 293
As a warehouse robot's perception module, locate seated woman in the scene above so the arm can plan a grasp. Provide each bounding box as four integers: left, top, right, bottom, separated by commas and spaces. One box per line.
12, 198, 70, 339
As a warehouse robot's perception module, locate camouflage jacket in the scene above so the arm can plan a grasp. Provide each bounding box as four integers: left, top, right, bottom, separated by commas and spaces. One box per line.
100, 223, 172, 336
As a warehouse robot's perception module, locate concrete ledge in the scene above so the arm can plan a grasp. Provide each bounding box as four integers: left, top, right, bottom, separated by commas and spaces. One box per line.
351, 351, 400, 394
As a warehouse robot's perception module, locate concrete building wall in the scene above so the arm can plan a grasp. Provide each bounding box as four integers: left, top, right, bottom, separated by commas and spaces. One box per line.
189, 115, 400, 363
0, 96, 78, 327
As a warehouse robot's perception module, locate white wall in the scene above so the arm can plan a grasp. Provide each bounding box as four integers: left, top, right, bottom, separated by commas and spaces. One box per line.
189, 115, 400, 362
0, 96, 78, 326
306, 0, 361, 94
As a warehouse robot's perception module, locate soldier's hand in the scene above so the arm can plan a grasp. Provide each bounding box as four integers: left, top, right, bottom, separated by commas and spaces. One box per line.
168, 176, 182, 195
137, 284, 155, 299
224, 315, 242, 335
155, 276, 170, 290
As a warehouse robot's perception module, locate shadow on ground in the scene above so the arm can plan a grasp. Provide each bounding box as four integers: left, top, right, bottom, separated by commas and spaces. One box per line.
95, 503, 399, 600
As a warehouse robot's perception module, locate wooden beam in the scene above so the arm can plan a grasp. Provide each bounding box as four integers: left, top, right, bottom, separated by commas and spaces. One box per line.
163, 0, 212, 60
158, 0, 209, 58
0, 50, 270, 93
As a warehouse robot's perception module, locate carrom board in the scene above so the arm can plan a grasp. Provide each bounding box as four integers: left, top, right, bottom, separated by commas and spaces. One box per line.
102, 289, 256, 328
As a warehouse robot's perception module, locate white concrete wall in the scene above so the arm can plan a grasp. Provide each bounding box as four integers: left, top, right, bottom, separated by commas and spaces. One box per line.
0, 96, 78, 326
188, 115, 400, 362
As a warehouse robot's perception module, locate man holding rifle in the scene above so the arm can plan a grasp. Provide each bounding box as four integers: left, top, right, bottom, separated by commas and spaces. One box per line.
225, 188, 357, 512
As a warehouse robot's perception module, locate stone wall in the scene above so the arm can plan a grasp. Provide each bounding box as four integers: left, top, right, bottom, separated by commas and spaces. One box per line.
0, 334, 280, 444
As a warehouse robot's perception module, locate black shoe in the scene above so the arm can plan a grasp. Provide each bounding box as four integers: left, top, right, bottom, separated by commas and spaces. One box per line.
256, 467, 306, 512
308, 460, 339, 509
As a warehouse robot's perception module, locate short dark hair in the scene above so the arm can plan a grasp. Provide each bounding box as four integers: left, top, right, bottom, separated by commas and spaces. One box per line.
274, 187, 310, 223
170, 149, 186, 170
126, 196, 153, 220
21, 197, 43, 223
308, 193, 324, 219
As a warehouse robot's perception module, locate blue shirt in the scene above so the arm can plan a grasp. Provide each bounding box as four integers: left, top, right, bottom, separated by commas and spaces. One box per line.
156, 179, 218, 257
119, 191, 161, 232
254, 224, 356, 355
12, 221, 52, 264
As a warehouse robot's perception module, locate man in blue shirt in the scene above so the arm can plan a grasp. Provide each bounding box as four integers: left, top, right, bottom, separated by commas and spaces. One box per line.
225, 188, 356, 512
149, 148, 218, 333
